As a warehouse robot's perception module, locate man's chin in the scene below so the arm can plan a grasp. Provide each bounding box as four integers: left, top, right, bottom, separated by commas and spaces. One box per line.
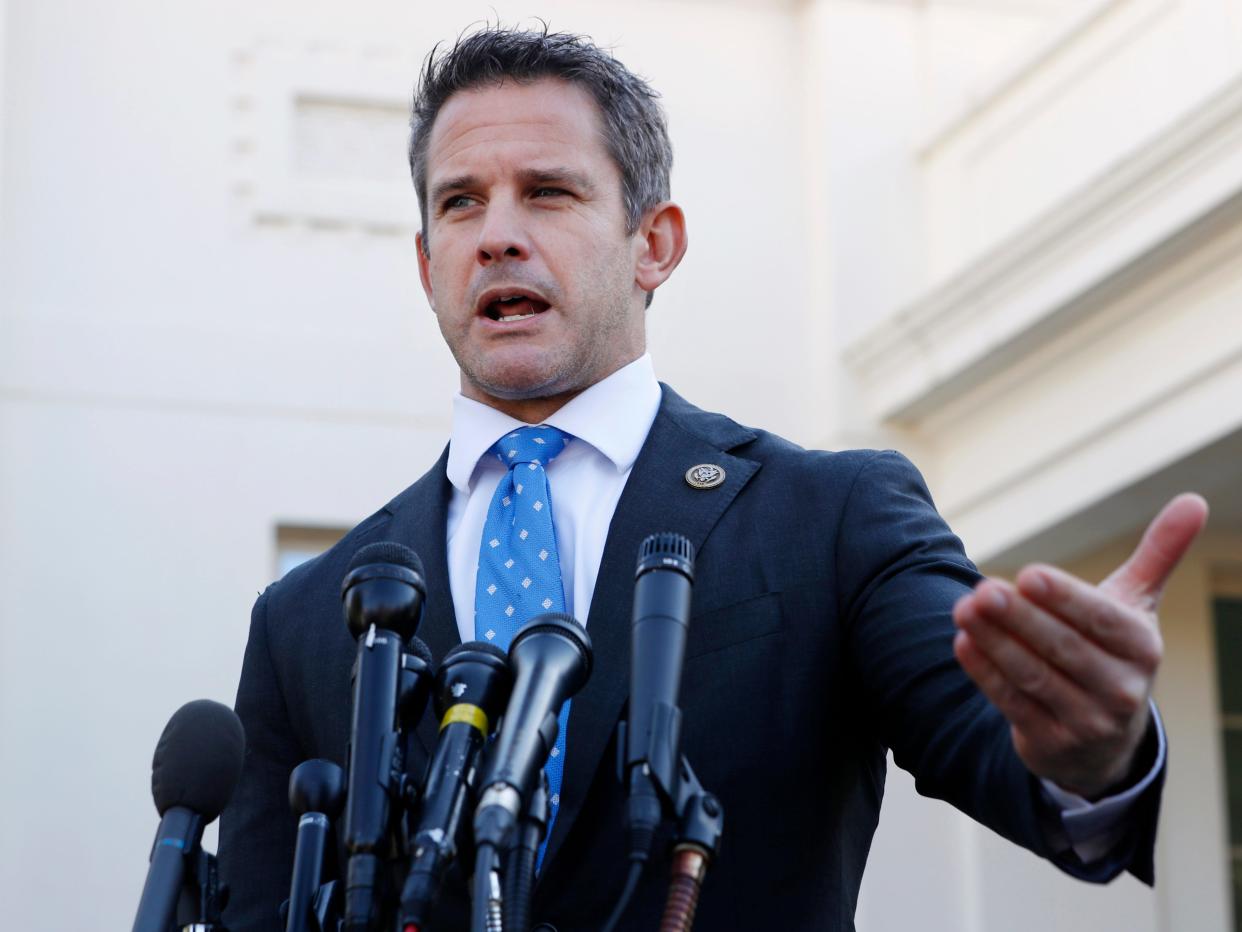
460, 363, 577, 404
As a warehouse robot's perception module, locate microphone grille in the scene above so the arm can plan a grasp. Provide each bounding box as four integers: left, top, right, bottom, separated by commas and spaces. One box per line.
636, 532, 695, 581
513, 612, 593, 680
347, 541, 424, 576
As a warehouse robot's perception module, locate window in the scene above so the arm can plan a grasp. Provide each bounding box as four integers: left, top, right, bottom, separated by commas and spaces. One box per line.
275, 525, 348, 579
1214, 597, 1242, 932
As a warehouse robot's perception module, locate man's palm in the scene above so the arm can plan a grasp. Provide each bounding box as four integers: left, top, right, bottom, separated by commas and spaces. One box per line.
953, 493, 1208, 798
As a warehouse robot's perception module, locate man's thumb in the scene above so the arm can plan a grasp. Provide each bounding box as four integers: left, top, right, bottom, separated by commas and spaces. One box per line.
1105, 493, 1209, 603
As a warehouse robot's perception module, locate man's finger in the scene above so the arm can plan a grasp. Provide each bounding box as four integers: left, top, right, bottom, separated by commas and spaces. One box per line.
954, 594, 1096, 725
1103, 492, 1208, 605
953, 628, 1057, 739
1015, 565, 1163, 668
969, 579, 1144, 716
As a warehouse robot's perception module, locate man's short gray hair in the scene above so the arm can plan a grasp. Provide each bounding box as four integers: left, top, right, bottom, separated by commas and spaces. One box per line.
409, 23, 673, 248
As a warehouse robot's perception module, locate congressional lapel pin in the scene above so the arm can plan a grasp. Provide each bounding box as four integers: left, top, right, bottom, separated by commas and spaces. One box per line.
685, 463, 726, 489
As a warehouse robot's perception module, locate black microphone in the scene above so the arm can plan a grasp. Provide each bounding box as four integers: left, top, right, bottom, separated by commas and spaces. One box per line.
398, 641, 512, 930
132, 700, 245, 932
285, 760, 345, 932
340, 541, 427, 932
621, 533, 695, 869
473, 613, 592, 850
626, 533, 695, 800
601, 534, 697, 932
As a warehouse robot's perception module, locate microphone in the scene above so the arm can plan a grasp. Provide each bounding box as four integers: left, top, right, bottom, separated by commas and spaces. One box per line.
473, 613, 592, 850
626, 533, 695, 802
602, 534, 698, 932
132, 699, 245, 932
340, 541, 427, 932
284, 760, 345, 932
398, 641, 512, 931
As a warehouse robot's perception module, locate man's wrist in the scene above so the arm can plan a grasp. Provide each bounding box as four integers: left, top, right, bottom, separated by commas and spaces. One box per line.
1039, 701, 1167, 864
1058, 704, 1159, 801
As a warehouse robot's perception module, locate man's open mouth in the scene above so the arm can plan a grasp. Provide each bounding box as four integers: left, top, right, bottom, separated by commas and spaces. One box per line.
479, 290, 552, 322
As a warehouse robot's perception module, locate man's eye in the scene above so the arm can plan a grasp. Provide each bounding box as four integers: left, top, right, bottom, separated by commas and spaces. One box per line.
443, 195, 475, 210
533, 187, 569, 198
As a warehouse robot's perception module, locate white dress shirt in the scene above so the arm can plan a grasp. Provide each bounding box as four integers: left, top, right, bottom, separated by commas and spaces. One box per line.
440, 351, 1161, 863
445, 353, 662, 642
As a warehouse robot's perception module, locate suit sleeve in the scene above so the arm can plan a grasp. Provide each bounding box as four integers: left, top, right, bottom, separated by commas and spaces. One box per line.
219, 586, 303, 930
835, 450, 1162, 883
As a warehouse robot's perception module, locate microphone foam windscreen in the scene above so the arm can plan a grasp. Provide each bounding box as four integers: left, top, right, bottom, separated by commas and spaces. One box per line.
406, 635, 434, 665
348, 541, 424, 577
443, 639, 508, 665
151, 699, 246, 819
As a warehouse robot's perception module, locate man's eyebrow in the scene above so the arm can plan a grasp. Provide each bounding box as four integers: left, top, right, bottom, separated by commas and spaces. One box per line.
518, 167, 597, 193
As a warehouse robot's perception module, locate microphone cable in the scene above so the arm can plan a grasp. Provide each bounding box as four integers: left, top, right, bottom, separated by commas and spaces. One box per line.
471, 843, 503, 932
599, 857, 646, 932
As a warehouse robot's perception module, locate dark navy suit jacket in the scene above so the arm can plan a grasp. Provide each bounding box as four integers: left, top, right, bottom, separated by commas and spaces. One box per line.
219, 386, 1162, 931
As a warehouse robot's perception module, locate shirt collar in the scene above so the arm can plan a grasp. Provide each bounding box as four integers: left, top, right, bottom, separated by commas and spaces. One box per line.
446, 354, 662, 493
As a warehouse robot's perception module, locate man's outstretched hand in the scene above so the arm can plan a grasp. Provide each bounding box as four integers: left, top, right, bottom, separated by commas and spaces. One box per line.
952, 493, 1209, 799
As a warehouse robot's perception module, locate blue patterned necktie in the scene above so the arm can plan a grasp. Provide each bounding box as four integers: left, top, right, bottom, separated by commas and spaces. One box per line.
474, 424, 572, 865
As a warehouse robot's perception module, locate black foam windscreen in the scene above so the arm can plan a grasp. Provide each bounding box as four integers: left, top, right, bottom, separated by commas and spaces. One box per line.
407, 635, 434, 665
348, 541, 424, 577
440, 639, 508, 667
151, 699, 246, 819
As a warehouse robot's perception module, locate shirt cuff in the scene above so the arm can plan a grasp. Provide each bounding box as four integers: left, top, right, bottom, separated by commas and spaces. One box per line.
1038, 702, 1166, 864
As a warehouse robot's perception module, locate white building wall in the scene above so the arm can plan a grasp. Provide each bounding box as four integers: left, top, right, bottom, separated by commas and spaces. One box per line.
1, 0, 1235, 929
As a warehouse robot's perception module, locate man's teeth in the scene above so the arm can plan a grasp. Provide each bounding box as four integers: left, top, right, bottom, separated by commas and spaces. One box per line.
499, 311, 537, 322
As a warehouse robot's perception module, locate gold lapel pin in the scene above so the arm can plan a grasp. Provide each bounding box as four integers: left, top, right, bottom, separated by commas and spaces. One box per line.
685, 463, 726, 489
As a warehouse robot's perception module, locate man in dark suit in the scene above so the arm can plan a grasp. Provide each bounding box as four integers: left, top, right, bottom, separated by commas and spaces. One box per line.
219, 26, 1207, 930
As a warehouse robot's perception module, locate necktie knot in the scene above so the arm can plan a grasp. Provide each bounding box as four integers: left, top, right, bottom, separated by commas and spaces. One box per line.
491, 425, 569, 470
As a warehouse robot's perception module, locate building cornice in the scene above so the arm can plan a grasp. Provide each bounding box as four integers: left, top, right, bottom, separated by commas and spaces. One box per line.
842, 71, 1242, 425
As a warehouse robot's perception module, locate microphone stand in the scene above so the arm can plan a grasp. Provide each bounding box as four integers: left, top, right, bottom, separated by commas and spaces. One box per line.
658, 758, 723, 932
176, 844, 229, 932
282, 873, 341, 932
607, 733, 724, 932
342, 631, 434, 932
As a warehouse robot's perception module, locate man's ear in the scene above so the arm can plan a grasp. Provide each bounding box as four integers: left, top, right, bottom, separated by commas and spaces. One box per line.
416, 231, 435, 310
633, 202, 688, 295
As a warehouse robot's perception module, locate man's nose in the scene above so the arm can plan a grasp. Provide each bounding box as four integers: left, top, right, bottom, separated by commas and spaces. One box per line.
476, 200, 530, 264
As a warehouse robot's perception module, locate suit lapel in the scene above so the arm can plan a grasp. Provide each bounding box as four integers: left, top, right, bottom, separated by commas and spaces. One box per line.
382, 445, 462, 755
541, 386, 760, 868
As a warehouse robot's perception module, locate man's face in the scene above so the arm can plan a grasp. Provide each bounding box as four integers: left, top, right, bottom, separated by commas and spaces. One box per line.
417, 79, 647, 410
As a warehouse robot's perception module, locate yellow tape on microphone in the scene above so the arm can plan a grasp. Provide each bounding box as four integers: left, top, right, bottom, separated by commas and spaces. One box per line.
439, 703, 488, 736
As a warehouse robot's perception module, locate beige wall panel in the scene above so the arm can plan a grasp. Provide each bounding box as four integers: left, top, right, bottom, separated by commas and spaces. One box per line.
921, 0, 1242, 283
